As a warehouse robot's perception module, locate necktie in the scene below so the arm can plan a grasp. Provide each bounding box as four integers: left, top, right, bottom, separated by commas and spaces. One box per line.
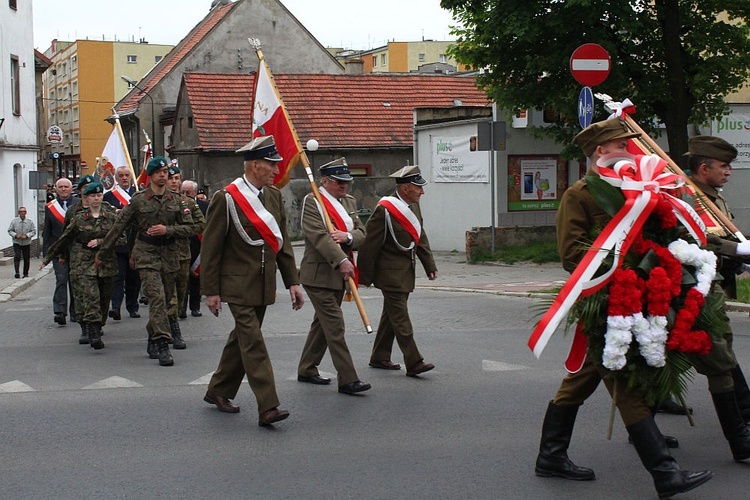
258, 190, 265, 205
62, 200, 67, 210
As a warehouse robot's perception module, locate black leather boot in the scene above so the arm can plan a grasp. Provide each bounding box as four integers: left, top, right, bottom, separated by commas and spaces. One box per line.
78, 322, 90, 345
629, 405, 679, 448
89, 322, 104, 350
627, 416, 712, 498
712, 390, 750, 461
535, 402, 595, 481
170, 321, 186, 349
731, 365, 750, 422
157, 340, 174, 366
146, 338, 158, 359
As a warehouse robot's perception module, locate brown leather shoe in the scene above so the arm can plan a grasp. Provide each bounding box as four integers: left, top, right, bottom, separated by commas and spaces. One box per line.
369, 359, 401, 370
406, 361, 435, 377
203, 390, 240, 413
259, 407, 290, 427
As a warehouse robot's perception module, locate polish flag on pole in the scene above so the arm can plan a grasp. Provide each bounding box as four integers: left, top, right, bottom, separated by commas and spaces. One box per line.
251, 58, 302, 188
98, 126, 130, 191
136, 136, 152, 190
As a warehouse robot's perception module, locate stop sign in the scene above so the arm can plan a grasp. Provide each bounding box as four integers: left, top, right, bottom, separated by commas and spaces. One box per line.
570, 43, 611, 86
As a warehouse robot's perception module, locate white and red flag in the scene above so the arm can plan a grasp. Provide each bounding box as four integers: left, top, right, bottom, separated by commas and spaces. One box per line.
251, 58, 302, 188
136, 138, 152, 189
97, 126, 129, 191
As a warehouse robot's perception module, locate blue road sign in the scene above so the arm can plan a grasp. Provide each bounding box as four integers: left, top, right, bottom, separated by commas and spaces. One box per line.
578, 86, 594, 129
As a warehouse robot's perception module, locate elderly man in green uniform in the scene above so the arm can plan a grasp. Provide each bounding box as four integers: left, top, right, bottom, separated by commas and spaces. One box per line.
534, 119, 712, 498
201, 136, 303, 427
683, 136, 750, 459
358, 165, 438, 377
165, 163, 205, 349
96, 157, 195, 366
297, 158, 371, 395
42, 182, 120, 349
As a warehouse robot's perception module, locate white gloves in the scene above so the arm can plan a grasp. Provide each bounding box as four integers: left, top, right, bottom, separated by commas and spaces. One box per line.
736, 240, 750, 256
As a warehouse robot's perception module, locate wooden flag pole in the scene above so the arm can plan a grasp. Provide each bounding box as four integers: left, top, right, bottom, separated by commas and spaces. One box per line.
250, 39, 372, 333
111, 107, 139, 190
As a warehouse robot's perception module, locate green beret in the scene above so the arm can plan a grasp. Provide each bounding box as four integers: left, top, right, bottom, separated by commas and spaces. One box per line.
685, 135, 737, 164
77, 174, 97, 190
146, 156, 169, 175
573, 119, 641, 157
82, 182, 104, 195
168, 165, 181, 177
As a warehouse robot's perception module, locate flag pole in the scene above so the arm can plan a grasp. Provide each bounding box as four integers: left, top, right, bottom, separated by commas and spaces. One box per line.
249, 38, 373, 333
111, 107, 140, 191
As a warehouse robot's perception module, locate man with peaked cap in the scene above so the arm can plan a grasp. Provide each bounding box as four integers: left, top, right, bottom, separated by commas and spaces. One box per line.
201, 135, 303, 427
96, 156, 196, 366
165, 164, 205, 349
358, 165, 438, 377
533, 119, 712, 498
682, 135, 750, 458
42, 182, 119, 350
297, 158, 371, 395
43, 176, 79, 326
103, 165, 142, 320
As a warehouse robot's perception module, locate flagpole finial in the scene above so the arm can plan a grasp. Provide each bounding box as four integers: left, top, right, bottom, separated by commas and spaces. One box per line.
248, 38, 261, 51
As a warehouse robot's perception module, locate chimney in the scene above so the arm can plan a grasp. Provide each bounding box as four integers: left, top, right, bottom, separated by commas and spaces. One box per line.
345, 58, 364, 75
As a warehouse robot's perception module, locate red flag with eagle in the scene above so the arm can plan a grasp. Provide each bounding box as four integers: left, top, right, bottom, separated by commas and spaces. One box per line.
251, 58, 303, 188
96, 126, 129, 191
136, 138, 152, 189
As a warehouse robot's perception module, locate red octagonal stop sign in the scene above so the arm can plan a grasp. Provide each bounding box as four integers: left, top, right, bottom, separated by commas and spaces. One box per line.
570, 43, 611, 86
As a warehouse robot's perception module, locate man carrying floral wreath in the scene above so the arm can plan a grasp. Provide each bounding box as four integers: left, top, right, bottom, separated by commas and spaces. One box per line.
534, 119, 713, 499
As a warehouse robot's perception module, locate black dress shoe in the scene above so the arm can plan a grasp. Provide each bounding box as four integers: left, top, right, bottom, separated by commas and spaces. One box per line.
204, 391, 240, 413
23, 274, 28, 278
139, 297, 149, 305
178, 311, 188, 319
109, 310, 121, 321
259, 407, 289, 426
54, 313, 66, 325
407, 361, 435, 377
129, 311, 141, 318
338, 380, 371, 395
191, 310, 202, 317
14, 274, 20, 279
298, 374, 331, 385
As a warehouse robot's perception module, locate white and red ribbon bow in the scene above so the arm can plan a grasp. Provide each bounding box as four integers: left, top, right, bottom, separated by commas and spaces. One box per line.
606, 98, 637, 120
528, 153, 706, 366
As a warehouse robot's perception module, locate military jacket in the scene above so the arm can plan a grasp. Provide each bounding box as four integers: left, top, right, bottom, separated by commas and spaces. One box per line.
44, 203, 120, 278
97, 187, 195, 273
175, 192, 205, 261
357, 192, 437, 293
299, 192, 365, 291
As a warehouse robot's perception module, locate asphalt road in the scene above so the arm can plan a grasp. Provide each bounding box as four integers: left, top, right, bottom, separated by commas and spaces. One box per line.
2, 272, 750, 499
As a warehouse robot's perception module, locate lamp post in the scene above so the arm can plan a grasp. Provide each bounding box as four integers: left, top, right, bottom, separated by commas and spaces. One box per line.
306, 138, 319, 168
121, 75, 156, 160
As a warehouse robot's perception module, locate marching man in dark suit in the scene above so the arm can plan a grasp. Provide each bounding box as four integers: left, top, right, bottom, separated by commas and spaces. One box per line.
297, 158, 371, 395
201, 135, 303, 427
43, 177, 79, 325
358, 165, 438, 377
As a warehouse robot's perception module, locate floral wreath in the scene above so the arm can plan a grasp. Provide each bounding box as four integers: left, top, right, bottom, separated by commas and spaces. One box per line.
570, 152, 728, 405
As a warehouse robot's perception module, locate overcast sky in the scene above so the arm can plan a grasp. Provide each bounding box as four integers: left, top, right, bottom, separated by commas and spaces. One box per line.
33, 0, 458, 51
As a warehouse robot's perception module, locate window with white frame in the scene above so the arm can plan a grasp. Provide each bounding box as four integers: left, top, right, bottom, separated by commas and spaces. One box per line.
127, 55, 137, 63
11, 55, 21, 114
381, 54, 387, 66
439, 54, 447, 64
372, 55, 377, 67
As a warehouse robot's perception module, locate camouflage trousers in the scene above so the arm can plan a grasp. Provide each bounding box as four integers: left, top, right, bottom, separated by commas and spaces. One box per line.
168, 259, 191, 321
139, 268, 176, 342
78, 275, 115, 324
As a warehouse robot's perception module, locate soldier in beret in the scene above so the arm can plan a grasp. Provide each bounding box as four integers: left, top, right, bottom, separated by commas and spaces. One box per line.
165, 164, 205, 348
96, 156, 196, 366
296, 158, 371, 395
42, 182, 120, 350
533, 119, 712, 498
201, 135, 302, 427
358, 165, 438, 377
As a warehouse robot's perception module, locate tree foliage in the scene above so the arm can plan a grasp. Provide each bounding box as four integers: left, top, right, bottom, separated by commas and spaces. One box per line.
441, 0, 750, 160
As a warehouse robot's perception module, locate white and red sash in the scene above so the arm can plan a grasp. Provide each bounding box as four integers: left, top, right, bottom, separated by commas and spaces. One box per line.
378, 196, 421, 247
317, 187, 354, 232
111, 185, 132, 207
46, 200, 66, 224
190, 234, 203, 275
225, 178, 283, 254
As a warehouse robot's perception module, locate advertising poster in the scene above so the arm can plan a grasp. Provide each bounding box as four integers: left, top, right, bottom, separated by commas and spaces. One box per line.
507, 155, 567, 211
431, 136, 488, 183
713, 107, 750, 169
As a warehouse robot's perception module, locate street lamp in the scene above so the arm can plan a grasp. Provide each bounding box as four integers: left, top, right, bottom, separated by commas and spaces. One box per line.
121, 75, 156, 161
306, 139, 319, 168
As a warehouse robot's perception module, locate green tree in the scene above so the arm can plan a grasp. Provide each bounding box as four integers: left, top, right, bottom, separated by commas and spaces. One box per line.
441, 0, 750, 160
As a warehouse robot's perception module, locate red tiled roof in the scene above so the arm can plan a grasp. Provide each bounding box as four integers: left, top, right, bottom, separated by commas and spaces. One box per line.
116, 1, 236, 116
183, 72, 490, 150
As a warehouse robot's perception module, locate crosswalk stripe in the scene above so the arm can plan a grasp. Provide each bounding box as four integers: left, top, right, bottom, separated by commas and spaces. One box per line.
82, 376, 143, 390
0, 380, 36, 393
482, 360, 530, 372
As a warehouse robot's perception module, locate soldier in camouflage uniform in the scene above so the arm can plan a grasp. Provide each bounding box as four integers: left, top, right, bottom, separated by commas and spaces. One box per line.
43, 182, 120, 349
64, 174, 98, 344
96, 157, 195, 367
165, 164, 205, 349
